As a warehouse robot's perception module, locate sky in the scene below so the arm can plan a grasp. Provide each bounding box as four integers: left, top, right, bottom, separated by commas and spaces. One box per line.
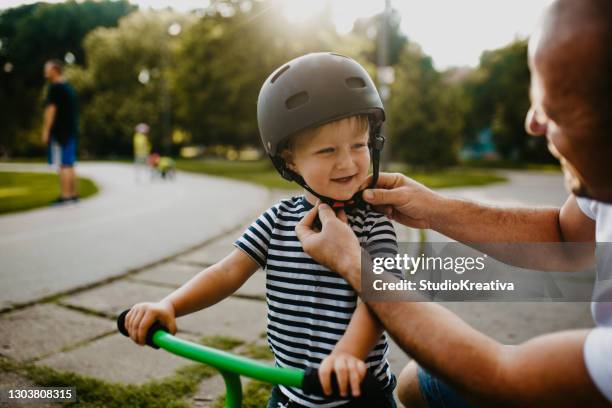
1, 0, 555, 69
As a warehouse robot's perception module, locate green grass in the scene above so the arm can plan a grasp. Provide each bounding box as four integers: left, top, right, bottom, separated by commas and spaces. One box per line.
177, 158, 507, 190
0, 172, 98, 215
176, 159, 295, 189
400, 168, 507, 189
0, 356, 215, 408
199, 335, 245, 351
461, 159, 562, 172
214, 380, 273, 408
241, 343, 273, 361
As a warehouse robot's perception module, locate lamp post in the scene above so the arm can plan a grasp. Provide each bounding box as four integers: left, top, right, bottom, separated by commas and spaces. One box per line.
161, 21, 181, 156
377, 0, 393, 170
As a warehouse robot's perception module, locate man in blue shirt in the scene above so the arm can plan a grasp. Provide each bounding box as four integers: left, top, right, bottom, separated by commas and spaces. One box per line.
42, 59, 79, 203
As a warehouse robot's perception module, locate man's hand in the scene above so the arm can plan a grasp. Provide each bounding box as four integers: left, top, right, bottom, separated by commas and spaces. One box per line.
42, 130, 50, 144
295, 203, 361, 280
362, 172, 444, 229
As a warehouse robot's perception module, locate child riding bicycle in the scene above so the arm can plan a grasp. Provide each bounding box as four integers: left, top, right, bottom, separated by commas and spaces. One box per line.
125, 52, 398, 407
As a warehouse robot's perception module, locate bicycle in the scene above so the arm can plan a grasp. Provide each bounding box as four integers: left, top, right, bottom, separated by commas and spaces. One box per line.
117, 310, 388, 408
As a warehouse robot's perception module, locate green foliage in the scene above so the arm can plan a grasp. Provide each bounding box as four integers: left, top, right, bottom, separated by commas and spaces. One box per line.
0, 171, 98, 215
0, 1, 135, 156
462, 40, 553, 162
388, 43, 465, 168
71, 10, 194, 156
172, 1, 339, 149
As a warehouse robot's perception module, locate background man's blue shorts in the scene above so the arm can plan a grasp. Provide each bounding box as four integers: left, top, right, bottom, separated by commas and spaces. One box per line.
48, 136, 77, 167
418, 367, 474, 408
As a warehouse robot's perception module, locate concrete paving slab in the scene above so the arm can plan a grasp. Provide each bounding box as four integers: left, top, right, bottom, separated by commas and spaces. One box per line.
234, 271, 266, 299
59, 280, 172, 317
0, 304, 114, 362
190, 375, 227, 408
130, 262, 202, 287
177, 297, 266, 342
177, 233, 244, 267
36, 333, 197, 385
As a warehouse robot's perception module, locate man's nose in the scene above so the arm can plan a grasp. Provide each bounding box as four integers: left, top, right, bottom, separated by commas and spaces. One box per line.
525, 106, 548, 136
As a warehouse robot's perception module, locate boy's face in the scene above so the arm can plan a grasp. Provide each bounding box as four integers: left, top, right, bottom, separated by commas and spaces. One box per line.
286, 117, 370, 201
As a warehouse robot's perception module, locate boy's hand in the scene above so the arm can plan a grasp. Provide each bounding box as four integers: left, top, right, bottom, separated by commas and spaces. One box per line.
318, 351, 367, 398
125, 299, 177, 346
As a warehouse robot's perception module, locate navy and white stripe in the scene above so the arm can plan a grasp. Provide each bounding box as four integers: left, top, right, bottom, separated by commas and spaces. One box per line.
235, 196, 398, 407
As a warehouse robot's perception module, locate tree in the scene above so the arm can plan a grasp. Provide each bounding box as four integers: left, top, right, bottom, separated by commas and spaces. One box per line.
389, 43, 465, 168
71, 10, 192, 156
0, 0, 135, 156
463, 40, 553, 162
172, 0, 340, 149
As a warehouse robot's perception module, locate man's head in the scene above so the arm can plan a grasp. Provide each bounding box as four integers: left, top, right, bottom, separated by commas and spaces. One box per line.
282, 115, 371, 201
44, 59, 63, 81
526, 0, 612, 202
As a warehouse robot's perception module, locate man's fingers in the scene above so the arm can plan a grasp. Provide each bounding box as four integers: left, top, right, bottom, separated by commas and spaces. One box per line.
336, 209, 348, 224
317, 203, 337, 225
363, 187, 404, 206
295, 206, 319, 241
373, 172, 404, 189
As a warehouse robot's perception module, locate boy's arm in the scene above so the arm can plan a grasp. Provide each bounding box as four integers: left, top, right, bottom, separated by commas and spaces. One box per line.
333, 301, 384, 359
163, 248, 260, 317
318, 301, 385, 397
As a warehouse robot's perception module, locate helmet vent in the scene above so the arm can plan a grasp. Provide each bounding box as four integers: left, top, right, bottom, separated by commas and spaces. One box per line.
285, 91, 309, 109
346, 77, 366, 89
271, 65, 290, 83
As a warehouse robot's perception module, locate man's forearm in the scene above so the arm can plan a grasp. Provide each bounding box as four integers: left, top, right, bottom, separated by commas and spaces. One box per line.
366, 299, 606, 407
42, 105, 56, 142
345, 257, 606, 406
432, 197, 562, 243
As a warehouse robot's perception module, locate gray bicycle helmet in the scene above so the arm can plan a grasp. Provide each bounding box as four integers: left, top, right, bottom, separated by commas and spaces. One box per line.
257, 52, 386, 210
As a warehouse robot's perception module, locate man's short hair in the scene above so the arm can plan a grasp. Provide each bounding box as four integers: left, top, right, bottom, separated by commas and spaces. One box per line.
45, 59, 63, 74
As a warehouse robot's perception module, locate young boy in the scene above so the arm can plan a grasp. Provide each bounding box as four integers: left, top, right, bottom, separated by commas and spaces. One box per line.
125, 53, 398, 407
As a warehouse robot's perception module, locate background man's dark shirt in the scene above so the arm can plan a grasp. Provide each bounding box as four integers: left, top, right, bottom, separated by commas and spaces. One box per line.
45, 81, 79, 144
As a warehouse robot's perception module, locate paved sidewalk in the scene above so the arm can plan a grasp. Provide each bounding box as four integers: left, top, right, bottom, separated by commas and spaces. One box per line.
0, 162, 268, 310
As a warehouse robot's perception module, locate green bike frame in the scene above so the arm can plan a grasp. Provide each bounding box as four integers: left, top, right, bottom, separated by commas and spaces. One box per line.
152, 330, 303, 408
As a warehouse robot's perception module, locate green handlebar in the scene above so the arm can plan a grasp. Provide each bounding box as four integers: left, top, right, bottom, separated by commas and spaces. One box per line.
151, 330, 304, 387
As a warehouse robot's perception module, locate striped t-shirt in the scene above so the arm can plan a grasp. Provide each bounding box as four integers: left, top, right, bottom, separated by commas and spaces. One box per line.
234, 195, 398, 407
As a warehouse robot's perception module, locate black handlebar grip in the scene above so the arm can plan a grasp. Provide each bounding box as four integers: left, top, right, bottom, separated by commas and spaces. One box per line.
116, 309, 169, 349
301, 367, 389, 405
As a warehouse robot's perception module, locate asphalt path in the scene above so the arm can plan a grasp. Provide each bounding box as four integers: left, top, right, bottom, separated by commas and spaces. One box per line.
0, 162, 269, 309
